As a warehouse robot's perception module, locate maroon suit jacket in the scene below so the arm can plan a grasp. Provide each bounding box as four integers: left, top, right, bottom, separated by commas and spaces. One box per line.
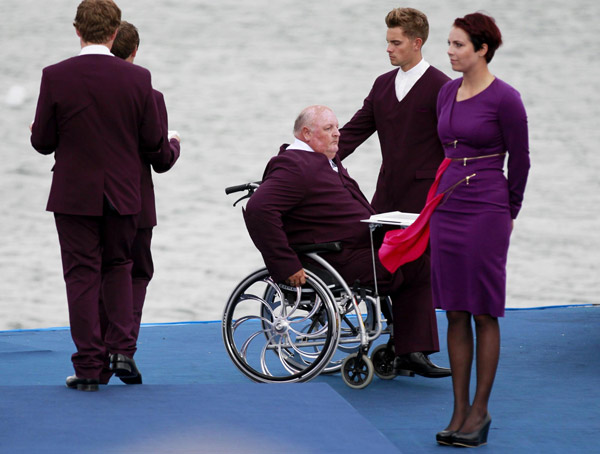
137, 90, 181, 229
31, 54, 164, 216
243, 145, 375, 282
338, 66, 450, 213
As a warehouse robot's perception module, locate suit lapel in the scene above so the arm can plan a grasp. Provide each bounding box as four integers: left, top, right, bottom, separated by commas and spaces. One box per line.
334, 156, 375, 214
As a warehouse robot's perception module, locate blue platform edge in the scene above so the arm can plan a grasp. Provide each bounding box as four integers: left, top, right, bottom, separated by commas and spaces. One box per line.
0, 305, 598, 454
2, 303, 595, 333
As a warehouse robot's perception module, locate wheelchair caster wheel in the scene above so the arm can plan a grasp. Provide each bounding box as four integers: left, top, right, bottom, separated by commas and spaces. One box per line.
341, 352, 374, 389
371, 344, 396, 380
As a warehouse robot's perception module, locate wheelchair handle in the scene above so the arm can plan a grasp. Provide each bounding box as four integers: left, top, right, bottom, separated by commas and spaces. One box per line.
225, 181, 261, 195
225, 181, 262, 206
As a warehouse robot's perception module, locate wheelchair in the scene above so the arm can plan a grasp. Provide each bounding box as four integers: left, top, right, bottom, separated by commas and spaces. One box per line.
222, 182, 402, 389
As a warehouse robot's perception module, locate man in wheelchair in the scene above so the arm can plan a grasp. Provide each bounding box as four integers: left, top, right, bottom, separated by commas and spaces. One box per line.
243, 105, 450, 379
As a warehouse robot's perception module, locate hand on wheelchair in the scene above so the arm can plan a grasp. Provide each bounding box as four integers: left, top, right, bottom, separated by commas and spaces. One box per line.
286, 269, 307, 287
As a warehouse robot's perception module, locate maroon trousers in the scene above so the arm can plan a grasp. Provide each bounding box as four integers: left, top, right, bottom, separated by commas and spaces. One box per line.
54, 200, 138, 379
130, 228, 154, 340
324, 248, 439, 356
97, 227, 153, 383
100, 228, 153, 340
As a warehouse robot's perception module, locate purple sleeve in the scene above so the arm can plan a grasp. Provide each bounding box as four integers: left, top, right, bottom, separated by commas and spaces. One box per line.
149, 91, 180, 173
498, 88, 530, 219
243, 157, 306, 282
337, 85, 377, 160
30, 69, 59, 155
138, 74, 164, 156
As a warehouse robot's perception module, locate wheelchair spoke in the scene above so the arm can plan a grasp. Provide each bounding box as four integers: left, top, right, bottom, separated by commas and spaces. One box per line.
263, 277, 305, 319
240, 329, 270, 360
239, 294, 278, 319
259, 332, 280, 376
262, 278, 288, 317
232, 314, 273, 332
286, 294, 324, 325
288, 330, 323, 358
279, 288, 303, 319
277, 336, 304, 374
288, 319, 329, 338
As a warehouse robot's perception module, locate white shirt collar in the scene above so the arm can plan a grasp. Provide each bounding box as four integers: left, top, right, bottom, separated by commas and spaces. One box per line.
395, 58, 430, 102
286, 138, 338, 172
78, 44, 114, 57
398, 58, 429, 78
286, 138, 314, 152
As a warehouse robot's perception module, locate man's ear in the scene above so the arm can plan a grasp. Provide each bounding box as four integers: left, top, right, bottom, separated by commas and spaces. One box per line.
75, 27, 81, 38
301, 126, 312, 142
131, 46, 138, 58
413, 37, 423, 51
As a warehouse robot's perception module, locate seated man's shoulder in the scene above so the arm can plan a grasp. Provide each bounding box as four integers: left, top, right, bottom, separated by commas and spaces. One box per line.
265, 149, 306, 176
268, 148, 332, 178
269, 147, 319, 166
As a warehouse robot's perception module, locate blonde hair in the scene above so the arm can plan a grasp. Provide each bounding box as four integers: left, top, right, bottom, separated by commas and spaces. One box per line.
385, 7, 429, 43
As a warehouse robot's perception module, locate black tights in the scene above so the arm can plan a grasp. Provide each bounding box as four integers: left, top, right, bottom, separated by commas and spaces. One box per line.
445, 311, 499, 433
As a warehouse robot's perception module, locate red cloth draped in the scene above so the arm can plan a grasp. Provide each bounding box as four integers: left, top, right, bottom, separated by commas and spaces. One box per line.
378, 158, 451, 273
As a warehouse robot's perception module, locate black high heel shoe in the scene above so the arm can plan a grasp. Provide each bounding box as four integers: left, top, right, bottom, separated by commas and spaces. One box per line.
451, 413, 492, 447
435, 429, 455, 446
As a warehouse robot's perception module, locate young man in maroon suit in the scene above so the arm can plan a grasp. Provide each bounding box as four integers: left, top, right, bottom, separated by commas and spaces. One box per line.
244, 105, 450, 378
337, 8, 451, 375
100, 21, 181, 384
30, 0, 165, 391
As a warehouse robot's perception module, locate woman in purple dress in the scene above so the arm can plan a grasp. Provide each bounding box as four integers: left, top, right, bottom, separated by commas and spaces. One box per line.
431, 13, 530, 447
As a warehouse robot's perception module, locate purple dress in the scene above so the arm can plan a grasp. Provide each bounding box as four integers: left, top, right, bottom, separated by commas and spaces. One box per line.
431, 78, 530, 316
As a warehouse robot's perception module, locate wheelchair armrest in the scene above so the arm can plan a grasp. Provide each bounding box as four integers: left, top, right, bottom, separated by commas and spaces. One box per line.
291, 242, 343, 254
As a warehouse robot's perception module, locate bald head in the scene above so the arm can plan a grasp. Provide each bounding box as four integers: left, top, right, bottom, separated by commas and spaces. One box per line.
293, 105, 340, 159
293, 105, 331, 135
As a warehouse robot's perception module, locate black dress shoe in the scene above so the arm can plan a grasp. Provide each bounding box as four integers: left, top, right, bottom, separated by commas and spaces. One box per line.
65, 375, 99, 392
436, 429, 455, 446
110, 353, 142, 382
451, 413, 492, 447
119, 373, 143, 385
393, 352, 451, 378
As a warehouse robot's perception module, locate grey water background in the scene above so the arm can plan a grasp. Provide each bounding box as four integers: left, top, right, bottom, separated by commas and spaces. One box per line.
1, 0, 598, 330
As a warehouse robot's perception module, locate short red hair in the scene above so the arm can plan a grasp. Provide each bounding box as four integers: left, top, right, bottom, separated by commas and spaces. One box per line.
454, 12, 502, 63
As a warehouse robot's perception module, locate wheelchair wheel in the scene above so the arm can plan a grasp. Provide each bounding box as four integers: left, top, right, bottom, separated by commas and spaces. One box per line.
262, 276, 381, 374
222, 268, 340, 383
341, 352, 374, 389
371, 343, 396, 380
320, 293, 377, 374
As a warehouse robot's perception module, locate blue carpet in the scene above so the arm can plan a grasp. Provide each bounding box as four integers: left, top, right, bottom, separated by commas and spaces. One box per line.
0, 383, 398, 454
0, 306, 598, 453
